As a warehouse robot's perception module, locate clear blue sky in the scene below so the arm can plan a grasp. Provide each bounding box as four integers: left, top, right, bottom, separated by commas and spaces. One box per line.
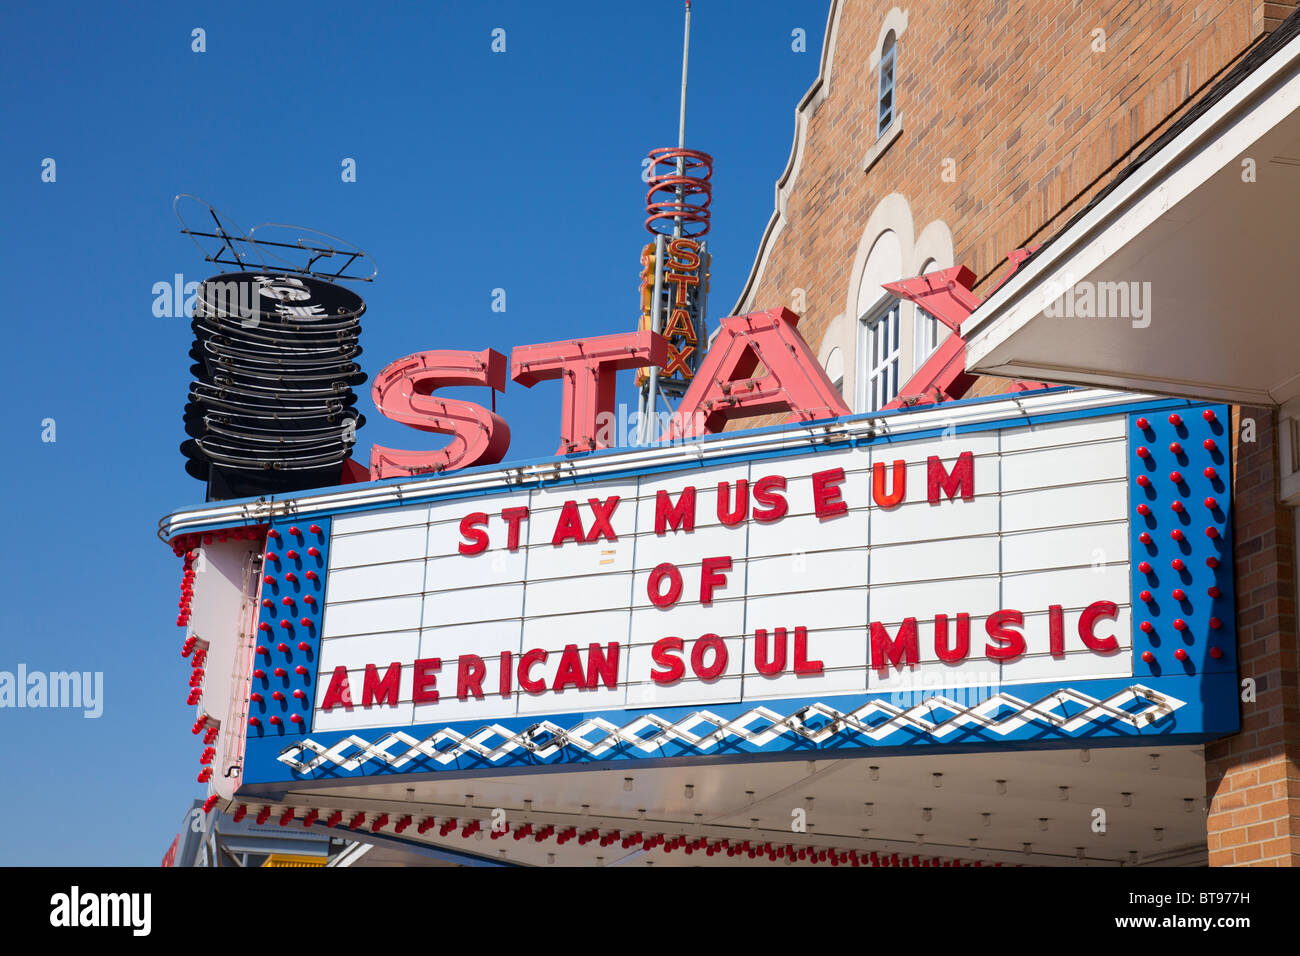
0, 0, 829, 863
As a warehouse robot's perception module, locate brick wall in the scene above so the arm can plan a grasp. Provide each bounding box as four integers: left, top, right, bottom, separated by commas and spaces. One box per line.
1205, 407, 1300, 866
732, 0, 1271, 411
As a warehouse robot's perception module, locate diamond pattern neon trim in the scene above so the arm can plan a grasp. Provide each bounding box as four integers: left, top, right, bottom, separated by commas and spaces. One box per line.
277, 685, 1184, 774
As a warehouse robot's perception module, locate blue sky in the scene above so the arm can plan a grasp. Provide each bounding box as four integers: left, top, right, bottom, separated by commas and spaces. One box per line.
0, 1, 828, 863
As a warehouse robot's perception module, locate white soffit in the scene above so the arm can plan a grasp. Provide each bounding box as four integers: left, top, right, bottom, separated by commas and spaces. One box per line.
962, 29, 1300, 406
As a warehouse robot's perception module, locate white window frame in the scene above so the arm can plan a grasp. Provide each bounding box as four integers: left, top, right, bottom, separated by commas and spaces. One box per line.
914, 305, 942, 370
877, 33, 897, 138
858, 298, 901, 412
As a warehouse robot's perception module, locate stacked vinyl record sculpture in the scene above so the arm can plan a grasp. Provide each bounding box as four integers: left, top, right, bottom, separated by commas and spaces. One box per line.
181, 272, 367, 499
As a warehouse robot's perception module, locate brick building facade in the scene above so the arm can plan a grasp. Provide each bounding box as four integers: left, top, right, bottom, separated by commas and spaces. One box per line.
728, 0, 1300, 865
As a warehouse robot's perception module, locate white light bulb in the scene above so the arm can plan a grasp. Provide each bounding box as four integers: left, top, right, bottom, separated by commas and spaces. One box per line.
869, 766, 880, 782
623, 777, 633, 792
684, 784, 694, 799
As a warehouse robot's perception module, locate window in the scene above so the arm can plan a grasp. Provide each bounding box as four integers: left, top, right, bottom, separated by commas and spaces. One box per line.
914, 306, 941, 368
860, 300, 900, 412
877, 31, 896, 137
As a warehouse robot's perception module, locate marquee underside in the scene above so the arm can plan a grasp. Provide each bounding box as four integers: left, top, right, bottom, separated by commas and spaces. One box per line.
236, 745, 1209, 867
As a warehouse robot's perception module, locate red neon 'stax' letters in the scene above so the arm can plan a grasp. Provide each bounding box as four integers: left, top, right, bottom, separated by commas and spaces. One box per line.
369, 349, 511, 479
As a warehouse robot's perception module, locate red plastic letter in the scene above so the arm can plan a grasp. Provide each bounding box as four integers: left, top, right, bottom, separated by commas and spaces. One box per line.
362, 662, 402, 707
691, 634, 728, 681
934, 613, 971, 663
812, 468, 849, 518
928, 452, 975, 503
412, 658, 441, 704
648, 563, 684, 608
1049, 604, 1066, 658
752, 475, 789, 523
871, 619, 919, 672
518, 649, 548, 693
586, 642, 620, 690
458, 513, 490, 555
457, 654, 486, 701
873, 460, 907, 508
700, 556, 732, 605
322, 666, 354, 711
754, 628, 787, 676
792, 626, 823, 675
984, 609, 1026, 660
501, 507, 529, 551
655, 487, 696, 535
650, 637, 685, 684
1079, 601, 1120, 652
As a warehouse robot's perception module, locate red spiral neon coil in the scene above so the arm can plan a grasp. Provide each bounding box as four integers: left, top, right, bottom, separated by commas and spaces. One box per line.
644, 147, 713, 237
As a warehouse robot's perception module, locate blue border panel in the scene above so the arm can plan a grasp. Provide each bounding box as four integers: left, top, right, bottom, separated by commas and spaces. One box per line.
247, 518, 330, 738
232, 396, 1241, 789
1128, 408, 1237, 680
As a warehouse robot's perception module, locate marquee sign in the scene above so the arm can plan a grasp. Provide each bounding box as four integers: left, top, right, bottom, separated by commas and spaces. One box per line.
163, 387, 1240, 791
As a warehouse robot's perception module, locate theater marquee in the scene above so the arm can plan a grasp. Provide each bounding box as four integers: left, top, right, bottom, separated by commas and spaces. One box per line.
163, 387, 1240, 791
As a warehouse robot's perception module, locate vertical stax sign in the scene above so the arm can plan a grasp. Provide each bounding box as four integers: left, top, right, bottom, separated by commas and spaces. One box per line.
367, 307, 848, 477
